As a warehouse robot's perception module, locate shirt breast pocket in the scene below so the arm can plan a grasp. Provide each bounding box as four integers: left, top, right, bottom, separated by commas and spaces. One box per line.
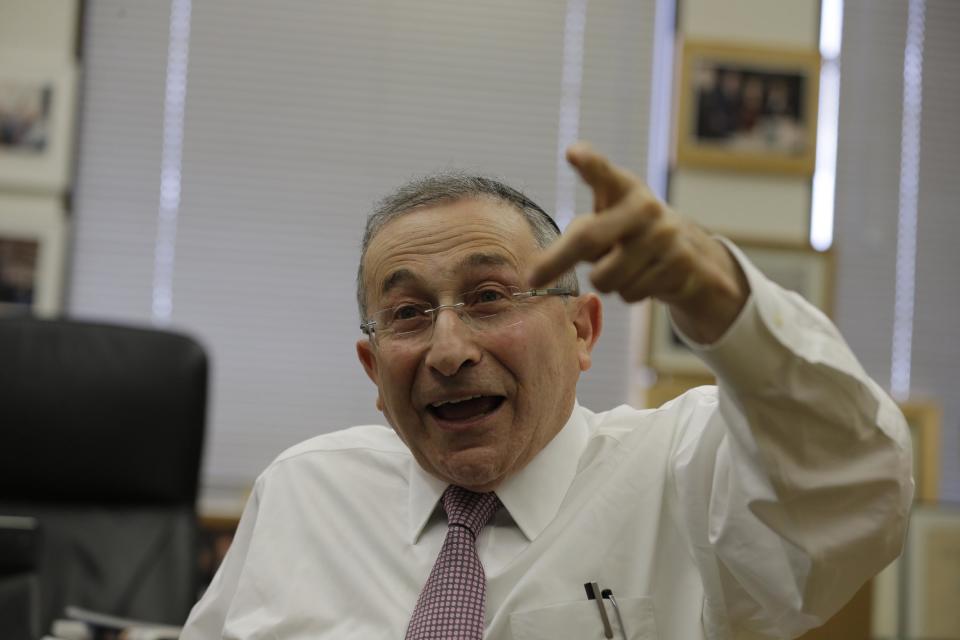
509, 596, 658, 640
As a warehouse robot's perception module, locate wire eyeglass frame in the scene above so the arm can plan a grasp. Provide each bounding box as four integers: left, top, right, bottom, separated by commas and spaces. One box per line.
360, 285, 574, 344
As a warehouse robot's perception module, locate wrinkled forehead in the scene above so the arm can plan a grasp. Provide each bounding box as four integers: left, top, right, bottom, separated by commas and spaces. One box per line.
378, 251, 520, 298
363, 199, 539, 302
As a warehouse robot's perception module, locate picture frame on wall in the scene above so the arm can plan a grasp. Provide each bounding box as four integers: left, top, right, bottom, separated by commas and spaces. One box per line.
899, 400, 941, 503
877, 505, 960, 639
647, 239, 834, 375
0, 56, 78, 193
906, 506, 960, 638
0, 194, 67, 317
675, 40, 820, 175
642, 372, 715, 409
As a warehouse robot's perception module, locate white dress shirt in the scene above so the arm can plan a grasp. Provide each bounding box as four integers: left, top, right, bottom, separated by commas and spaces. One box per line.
181, 247, 913, 640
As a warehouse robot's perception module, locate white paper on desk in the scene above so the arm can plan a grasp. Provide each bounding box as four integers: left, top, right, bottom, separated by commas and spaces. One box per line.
63, 606, 181, 639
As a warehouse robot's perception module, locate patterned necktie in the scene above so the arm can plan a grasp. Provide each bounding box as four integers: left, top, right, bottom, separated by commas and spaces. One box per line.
405, 485, 501, 640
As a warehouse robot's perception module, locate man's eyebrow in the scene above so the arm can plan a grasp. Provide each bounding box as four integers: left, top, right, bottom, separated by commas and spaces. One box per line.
458, 252, 513, 271
381, 268, 419, 296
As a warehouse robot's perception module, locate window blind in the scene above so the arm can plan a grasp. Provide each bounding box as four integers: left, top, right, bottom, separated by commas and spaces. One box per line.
71, 0, 660, 509
833, 0, 906, 382
834, 0, 960, 501
70, 0, 172, 321
910, 0, 960, 501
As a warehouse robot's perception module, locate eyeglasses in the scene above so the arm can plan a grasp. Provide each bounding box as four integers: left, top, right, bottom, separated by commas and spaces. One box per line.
360, 284, 573, 343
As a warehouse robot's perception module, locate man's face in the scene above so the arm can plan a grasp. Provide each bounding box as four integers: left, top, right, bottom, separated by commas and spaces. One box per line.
356, 198, 600, 492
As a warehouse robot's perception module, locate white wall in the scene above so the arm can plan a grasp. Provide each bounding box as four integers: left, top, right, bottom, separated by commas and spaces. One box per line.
0, 1, 78, 59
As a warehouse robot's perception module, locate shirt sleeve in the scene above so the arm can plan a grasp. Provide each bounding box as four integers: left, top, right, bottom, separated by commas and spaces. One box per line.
180, 481, 263, 640
668, 240, 914, 639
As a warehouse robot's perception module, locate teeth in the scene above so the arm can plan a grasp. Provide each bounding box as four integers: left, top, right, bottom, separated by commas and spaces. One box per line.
431, 395, 483, 408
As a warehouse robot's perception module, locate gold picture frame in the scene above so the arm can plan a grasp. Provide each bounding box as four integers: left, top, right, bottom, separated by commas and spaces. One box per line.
0, 194, 67, 317
647, 239, 834, 376
872, 504, 960, 638
0, 57, 78, 193
642, 372, 715, 409
899, 400, 941, 503
675, 40, 820, 175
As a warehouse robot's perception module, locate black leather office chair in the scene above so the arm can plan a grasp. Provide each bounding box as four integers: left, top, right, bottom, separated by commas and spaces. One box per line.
0, 317, 208, 636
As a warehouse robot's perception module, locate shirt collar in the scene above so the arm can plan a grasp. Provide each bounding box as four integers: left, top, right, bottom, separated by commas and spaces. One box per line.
407, 403, 589, 544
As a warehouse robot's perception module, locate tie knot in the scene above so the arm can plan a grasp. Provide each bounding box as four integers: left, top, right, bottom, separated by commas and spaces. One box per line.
442, 485, 500, 538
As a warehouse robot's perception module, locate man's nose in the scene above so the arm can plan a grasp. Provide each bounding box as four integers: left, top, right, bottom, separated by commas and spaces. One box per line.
424, 308, 481, 377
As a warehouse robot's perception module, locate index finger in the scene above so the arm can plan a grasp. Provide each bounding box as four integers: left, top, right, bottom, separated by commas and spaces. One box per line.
567, 142, 636, 211
527, 198, 639, 287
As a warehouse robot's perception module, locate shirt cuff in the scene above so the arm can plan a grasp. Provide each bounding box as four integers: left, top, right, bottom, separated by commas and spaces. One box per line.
668, 238, 798, 389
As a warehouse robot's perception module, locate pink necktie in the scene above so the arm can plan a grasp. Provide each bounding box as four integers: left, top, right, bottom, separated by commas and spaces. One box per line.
405, 485, 501, 640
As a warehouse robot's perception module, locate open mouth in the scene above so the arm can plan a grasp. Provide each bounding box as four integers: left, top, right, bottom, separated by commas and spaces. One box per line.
427, 395, 505, 423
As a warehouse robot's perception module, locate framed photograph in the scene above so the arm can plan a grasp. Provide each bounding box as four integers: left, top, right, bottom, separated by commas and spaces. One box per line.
899, 400, 941, 503
642, 372, 715, 409
904, 505, 960, 638
675, 40, 820, 175
647, 239, 834, 375
870, 505, 960, 640
0, 194, 67, 317
873, 505, 960, 639
0, 56, 78, 193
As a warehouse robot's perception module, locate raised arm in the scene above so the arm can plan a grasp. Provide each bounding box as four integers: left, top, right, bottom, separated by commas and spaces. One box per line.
530, 143, 913, 637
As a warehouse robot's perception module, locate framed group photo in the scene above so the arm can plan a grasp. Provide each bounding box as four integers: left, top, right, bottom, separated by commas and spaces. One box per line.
0, 57, 78, 193
647, 239, 834, 375
675, 40, 820, 175
0, 195, 67, 317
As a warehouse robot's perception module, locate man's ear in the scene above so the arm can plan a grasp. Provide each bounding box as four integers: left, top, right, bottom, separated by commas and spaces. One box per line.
571, 293, 602, 372
356, 339, 384, 412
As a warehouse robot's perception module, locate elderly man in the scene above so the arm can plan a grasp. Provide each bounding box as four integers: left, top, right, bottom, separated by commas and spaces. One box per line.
182, 144, 912, 639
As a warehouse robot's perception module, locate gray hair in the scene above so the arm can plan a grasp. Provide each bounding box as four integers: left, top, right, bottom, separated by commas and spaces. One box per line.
357, 173, 580, 319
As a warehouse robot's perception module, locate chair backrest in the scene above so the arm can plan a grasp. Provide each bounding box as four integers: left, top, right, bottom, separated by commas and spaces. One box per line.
0, 317, 208, 632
